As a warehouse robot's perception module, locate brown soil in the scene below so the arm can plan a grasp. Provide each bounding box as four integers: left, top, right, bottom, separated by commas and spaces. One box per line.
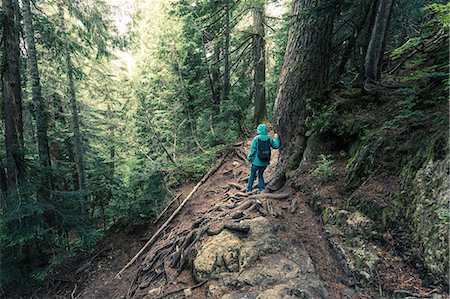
25, 134, 448, 299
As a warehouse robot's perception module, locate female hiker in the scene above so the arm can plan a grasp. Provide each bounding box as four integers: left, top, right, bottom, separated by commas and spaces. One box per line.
246, 124, 280, 193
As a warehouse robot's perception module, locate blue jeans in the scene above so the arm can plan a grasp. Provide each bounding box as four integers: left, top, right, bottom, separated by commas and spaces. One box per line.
247, 164, 267, 192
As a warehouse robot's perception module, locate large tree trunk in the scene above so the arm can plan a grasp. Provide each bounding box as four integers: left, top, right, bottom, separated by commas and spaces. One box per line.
22, 0, 53, 201
252, 6, 267, 124
364, 0, 394, 81
59, 5, 86, 206
2, 0, 25, 190
271, 0, 335, 189
223, 0, 231, 102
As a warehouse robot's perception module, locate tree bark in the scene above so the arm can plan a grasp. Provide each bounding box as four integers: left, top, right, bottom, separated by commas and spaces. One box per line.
364, 0, 394, 81
252, 6, 267, 124
271, 0, 335, 189
2, 0, 25, 190
59, 5, 86, 205
22, 0, 53, 201
223, 0, 231, 101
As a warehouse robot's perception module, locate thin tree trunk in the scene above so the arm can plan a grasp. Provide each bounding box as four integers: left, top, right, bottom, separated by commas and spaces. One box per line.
67, 56, 86, 192
22, 0, 52, 201
377, 0, 394, 79
252, 6, 267, 124
175, 58, 206, 153
22, 58, 38, 154
200, 32, 221, 113
48, 94, 79, 190
271, 0, 335, 189
223, 0, 231, 101
357, 0, 379, 79
2, 0, 25, 190
212, 42, 221, 112
0, 165, 7, 192
107, 105, 115, 180
364, 0, 394, 80
334, 0, 374, 81
59, 5, 86, 206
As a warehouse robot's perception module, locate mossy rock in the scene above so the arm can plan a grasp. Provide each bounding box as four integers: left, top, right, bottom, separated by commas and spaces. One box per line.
193, 217, 280, 282
410, 156, 449, 282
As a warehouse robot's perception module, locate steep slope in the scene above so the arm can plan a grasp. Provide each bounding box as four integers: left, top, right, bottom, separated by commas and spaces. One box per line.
31, 128, 447, 299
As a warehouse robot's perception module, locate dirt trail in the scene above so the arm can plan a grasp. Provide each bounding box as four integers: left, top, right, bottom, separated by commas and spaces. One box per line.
34, 134, 447, 299
74, 136, 358, 298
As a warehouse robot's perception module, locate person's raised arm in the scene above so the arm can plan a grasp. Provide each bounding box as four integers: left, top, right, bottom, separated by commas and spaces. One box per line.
271, 133, 281, 149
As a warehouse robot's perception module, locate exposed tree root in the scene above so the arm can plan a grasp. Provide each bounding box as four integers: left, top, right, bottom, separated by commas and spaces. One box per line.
248, 192, 290, 200
207, 222, 251, 236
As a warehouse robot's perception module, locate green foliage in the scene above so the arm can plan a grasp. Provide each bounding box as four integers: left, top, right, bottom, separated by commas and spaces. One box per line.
109, 171, 170, 225
0, 185, 101, 290
394, 98, 427, 127
306, 98, 372, 143
391, 2, 448, 83
313, 154, 336, 182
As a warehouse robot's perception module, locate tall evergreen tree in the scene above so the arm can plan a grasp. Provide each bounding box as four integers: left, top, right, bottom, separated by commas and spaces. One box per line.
271, 0, 336, 189
2, 0, 25, 190
364, 0, 394, 80
22, 0, 53, 201
58, 5, 86, 200
252, 4, 267, 124
223, 0, 231, 102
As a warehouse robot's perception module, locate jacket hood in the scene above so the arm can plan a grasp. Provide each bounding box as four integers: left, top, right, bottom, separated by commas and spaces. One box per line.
257, 124, 267, 136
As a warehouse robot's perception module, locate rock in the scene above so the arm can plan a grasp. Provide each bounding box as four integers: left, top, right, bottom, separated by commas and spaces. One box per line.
213, 252, 328, 298
393, 289, 443, 299
322, 207, 375, 238
256, 284, 313, 299
147, 287, 161, 297
411, 156, 449, 281
194, 217, 330, 298
193, 217, 280, 282
328, 234, 379, 283
183, 288, 192, 297
207, 283, 228, 299
345, 211, 375, 237
221, 292, 259, 299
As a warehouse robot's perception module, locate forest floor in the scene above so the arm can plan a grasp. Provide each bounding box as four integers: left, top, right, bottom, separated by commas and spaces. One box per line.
29, 132, 448, 299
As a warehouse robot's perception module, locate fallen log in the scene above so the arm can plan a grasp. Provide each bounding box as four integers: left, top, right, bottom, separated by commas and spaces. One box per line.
115, 152, 229, 279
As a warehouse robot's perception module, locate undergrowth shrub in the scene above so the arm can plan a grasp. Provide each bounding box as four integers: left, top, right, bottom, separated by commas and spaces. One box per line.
313, 154, 336, 182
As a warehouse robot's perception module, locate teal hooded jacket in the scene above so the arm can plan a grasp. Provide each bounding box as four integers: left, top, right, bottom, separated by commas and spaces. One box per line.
247, 124, 280, 167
